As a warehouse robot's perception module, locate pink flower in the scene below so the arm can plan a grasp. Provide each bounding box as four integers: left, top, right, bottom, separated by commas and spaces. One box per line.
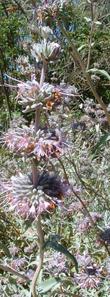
77, 212, 102, 233
9, 245, 19, 257
74, 271, 101, 288
11, 258, 26, 270
76, 252, 92, 268
74, 265, 102, 289
45, 251, 68, 276
34, 138, 63, 160
37, 199, 51, 215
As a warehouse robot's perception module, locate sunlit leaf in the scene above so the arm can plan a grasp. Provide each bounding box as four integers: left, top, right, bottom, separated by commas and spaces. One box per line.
92, 133, 109, 158
38, 277, 60, 294
87, 68, 110, 80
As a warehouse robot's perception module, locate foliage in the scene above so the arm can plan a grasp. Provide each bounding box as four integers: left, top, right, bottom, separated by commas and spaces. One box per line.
0, 1, 28, 123
0, 1, 110, 297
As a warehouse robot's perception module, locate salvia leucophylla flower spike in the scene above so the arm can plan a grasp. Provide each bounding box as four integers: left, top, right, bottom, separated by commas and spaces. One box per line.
2, 25, 74, 219
15, 25, 78, 113
16, 26, 60, 112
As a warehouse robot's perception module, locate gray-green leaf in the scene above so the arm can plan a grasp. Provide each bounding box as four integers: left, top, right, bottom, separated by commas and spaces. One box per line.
38, 277, 60, 294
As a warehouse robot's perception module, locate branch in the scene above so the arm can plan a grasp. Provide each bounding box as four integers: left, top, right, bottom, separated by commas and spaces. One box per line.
66, 156, 110, 210
0, 69, 11, 120
58, 157, 95, 225
0, 264, 29, 281
13, 0, 28, 18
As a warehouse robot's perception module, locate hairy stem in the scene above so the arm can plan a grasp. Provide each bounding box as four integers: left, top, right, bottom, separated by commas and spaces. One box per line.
31, 59, 47, 297
31, 216, 44, 297
35, 106, 41, 132
40, 61, 47, 87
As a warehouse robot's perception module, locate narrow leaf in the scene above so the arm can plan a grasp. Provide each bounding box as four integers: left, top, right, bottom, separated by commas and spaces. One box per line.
87, 68, 110, 80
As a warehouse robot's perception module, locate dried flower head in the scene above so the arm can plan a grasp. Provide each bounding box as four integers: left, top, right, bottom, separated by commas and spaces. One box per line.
17, 77, 57, 112
100, 228, 110, 244
16, 76, 78, 113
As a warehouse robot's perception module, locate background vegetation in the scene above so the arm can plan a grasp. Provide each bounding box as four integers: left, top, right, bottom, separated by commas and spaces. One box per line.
0, 1, 110, 297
